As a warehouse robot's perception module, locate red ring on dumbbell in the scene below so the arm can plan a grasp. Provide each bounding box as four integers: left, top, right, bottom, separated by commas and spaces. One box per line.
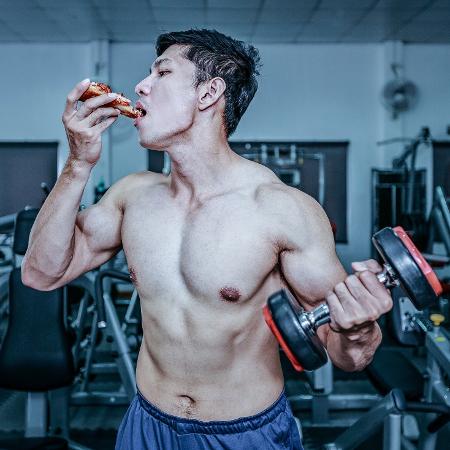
393, 226, 442, 297
263, 306, 304, 372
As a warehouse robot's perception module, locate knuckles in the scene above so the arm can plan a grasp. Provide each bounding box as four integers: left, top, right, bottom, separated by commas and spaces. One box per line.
345, 274, 360, 288
359, 270, 377, 284
83, 130, 95, 140
334, 312, 377, 332
338, 296, 388, 324
380, 293, 393, 312
364, 313, 377, 323
331, 275, 392, 332
332, 317, 352, 331
334, 281, 348, 296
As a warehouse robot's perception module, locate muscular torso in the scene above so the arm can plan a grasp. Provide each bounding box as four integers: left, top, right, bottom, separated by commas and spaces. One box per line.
121, 164, 290, 420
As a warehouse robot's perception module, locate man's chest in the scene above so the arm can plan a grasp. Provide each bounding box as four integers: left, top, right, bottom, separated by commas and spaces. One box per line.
121, 195, 279, 303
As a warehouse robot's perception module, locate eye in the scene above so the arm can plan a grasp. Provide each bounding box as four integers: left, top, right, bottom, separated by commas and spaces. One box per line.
159, 70, 170, 77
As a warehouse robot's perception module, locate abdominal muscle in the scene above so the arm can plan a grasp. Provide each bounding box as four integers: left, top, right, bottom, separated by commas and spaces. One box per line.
135, 293, 285, 421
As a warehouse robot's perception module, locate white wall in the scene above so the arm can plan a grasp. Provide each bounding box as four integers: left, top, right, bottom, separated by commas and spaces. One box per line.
0, 43, 90, 152
1, 41, 449, 269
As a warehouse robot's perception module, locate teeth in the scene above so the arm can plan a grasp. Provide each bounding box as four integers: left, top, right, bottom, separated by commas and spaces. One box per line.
136, 108, 146, 116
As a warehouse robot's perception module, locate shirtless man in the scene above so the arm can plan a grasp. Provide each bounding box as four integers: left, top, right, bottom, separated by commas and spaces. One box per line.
22, 29, 392, 450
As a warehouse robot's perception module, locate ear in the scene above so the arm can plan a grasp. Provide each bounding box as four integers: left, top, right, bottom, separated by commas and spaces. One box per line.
198, 77, 226, 111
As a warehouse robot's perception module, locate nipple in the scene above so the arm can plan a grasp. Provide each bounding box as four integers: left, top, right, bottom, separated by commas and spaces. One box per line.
219, 287, 241, 303
129, 267, 138, 284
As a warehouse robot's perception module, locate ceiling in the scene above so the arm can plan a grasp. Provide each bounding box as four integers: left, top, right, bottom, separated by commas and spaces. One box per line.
1, 0, 450, 44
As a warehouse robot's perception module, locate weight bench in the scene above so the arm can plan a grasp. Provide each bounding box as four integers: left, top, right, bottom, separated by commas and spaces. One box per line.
366, 347, 423, 401
0, 208, 90, 450
324, 289, 450, 449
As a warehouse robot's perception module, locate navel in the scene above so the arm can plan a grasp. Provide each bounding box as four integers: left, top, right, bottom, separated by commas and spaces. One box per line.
219, 286, 241, 303
177, 394, 196, 417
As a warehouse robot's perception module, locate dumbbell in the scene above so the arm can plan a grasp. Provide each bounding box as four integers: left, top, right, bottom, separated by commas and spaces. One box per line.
263, 226, 443, 372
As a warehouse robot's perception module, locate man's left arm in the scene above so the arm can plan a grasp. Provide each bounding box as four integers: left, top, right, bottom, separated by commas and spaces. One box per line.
278, 196, 393, 371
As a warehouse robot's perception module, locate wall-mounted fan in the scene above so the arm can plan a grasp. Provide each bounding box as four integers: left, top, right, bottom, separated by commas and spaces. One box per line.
382, 64, 418, 119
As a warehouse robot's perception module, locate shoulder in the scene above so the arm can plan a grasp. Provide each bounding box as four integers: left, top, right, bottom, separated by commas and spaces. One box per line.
239, 159, 324, 224
255, 182, 333, 251
255, 180, 324, 223
106, 171, 168, 209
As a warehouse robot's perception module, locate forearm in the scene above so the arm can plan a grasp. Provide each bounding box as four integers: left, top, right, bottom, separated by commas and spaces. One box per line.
326, 322, 382, 372
22, 158, 92, 287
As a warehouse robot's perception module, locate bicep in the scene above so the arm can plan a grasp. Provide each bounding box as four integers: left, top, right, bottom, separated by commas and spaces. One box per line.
54, 189, 123, 287
269, 185, 347, 348
268, 185, 345, 304
280, 244, 346, 307
76, 197, 123, 264
280, 245, 346, 349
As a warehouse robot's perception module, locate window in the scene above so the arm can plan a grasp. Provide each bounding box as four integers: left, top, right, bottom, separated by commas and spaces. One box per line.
0, 142, 58, 216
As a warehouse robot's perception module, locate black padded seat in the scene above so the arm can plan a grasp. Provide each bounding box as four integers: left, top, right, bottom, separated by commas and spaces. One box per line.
0, 437, 68, 449
365, 347, 424, 401
0, 269, 75, 391
0, 208, 82, 449
12, 209, 39, 256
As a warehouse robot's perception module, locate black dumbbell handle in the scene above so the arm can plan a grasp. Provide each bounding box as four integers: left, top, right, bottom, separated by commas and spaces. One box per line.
306, 265, 398, 331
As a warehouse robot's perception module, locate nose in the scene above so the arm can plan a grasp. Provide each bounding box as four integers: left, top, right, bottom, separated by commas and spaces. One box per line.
135, 77, 150, 96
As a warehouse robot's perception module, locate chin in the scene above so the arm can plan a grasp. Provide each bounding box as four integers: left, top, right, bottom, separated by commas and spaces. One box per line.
139, 134, 168, 151
139, 120, 191, 150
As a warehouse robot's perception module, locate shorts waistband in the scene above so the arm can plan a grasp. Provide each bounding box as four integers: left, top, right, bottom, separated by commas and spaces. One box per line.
136, 388, 288, 435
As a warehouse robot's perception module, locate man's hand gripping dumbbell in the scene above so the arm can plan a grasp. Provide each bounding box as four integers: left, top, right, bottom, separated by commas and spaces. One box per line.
264, 227, 443, 372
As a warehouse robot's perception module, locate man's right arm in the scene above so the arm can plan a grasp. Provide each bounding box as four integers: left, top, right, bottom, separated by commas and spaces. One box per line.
22, 78, 123, 291
21, 162, 127, 291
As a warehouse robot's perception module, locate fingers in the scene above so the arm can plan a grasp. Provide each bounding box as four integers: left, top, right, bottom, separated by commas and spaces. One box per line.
358, 270, 393, 312
326, 291, 346, 330
358, 270, 388, 295
64, 78, 91, 117
326, 281, 363, 332
351, 259, 390, 303
76, 93, 118, 120
327, 272, 393, 334
345, 274, 379, 318
92, 115, 120, 133
84, 107, 120, 127
351, 259, 382, 273
334, 280, 357, 310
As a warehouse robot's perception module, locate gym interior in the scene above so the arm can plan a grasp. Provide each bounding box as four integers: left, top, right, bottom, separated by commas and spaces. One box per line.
1, 1, 450, 449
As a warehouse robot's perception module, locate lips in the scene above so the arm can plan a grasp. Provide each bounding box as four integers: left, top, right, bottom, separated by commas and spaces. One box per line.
135, 101, 147, 117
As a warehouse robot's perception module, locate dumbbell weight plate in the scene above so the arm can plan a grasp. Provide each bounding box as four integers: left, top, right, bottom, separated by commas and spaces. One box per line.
372, 227, 442, 310
393, 227, 442, 297
263, 290, 328, 372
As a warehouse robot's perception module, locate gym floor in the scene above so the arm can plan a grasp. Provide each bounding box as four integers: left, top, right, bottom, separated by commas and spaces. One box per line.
0, 384, 372, 450
1, 362, 450, 449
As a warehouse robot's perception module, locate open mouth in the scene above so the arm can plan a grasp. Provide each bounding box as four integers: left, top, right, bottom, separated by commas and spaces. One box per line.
135, 102, 147, 117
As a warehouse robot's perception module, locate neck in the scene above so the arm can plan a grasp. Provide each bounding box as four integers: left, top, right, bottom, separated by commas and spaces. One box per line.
167, 135, 239, 203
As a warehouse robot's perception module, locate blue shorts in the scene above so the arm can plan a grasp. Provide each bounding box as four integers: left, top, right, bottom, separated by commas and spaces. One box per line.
115, 389, 303, 450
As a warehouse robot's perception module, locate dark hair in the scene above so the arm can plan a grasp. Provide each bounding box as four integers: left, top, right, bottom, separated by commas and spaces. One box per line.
156, 29, 261, 137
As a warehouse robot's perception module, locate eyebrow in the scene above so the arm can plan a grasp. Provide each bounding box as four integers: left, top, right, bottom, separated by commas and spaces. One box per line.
149, 58, 172, 74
